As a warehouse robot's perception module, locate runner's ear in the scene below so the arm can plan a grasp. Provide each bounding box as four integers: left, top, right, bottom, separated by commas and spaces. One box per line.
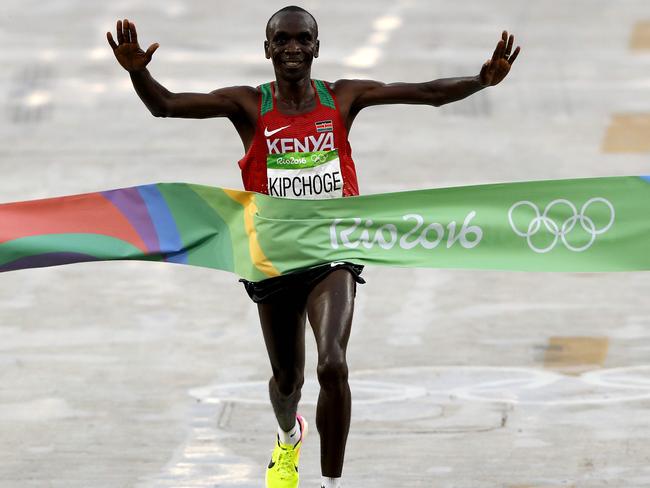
314, 39, 320, 58
264, 40, 271, 59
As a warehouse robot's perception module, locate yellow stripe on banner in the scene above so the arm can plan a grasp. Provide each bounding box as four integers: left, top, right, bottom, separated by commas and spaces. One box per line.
222, 189, 280, 278
630, 21, 650, 50
602, 114, 650, 153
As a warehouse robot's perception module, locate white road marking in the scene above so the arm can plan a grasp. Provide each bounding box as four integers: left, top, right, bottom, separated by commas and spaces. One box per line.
189, 365, 650, 412
343, 4, 409, 70
189, 378, 427, 406
352, 365, 650, 406
373, 15, 403, 32
165, 3, 188, 17
345, 46, 382, 69
38, 50, 59, 62
148, 363, 650, 484
88, 47, 110, 61
24, 90, 52, 107
136, 400, 257, 487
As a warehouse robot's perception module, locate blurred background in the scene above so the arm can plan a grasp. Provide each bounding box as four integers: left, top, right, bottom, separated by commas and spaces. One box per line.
1, 1, 650, 487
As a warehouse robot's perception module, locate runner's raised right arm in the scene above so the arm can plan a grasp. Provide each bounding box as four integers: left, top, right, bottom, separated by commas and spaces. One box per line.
107, 19, 256, 119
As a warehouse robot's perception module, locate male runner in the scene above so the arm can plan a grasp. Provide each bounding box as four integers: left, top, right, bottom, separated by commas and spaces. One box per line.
107, 7, 519, 488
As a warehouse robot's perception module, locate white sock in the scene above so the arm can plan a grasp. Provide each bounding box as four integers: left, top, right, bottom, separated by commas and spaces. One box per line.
278, 418, 300, 445
321, 476, 341, 488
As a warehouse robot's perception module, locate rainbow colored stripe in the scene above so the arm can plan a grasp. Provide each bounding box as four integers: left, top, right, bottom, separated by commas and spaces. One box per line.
0, 184, 267, 279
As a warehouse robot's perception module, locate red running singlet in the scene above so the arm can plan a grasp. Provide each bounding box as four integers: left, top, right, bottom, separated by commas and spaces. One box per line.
238, 80, 359, 198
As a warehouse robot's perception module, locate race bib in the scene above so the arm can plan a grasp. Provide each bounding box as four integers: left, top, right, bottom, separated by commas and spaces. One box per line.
267, 150, 343, 199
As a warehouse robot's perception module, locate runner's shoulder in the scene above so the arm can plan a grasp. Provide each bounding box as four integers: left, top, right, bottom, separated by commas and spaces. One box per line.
210, 85, 260, 103
329, 78, 385, 97
208, 85, 259, 115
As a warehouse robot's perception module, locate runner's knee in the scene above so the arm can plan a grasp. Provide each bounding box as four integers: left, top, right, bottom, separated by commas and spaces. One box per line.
317, 355, 349, 387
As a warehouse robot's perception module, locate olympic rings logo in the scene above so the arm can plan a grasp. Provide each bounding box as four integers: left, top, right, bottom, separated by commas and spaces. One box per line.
508, 197, 615, 253
311, 153, 328, 164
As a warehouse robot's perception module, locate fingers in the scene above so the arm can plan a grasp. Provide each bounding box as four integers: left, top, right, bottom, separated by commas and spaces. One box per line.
505, 33, 513, 57
116, 19, 124, 44
114, 19, 139, 45
130, 21, 138, 44
145, 43, 159, 61
106, 31, 118, 50
123, 19, 131, 43
491, 39, 505, 64
508, 45, 521, 65
497, 30, 521, 64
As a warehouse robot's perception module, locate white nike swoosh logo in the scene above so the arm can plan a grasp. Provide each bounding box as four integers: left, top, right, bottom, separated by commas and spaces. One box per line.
264, 124, 291, 137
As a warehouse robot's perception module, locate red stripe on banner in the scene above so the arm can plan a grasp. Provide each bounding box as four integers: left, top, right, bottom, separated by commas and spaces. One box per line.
0, 192, 149, 251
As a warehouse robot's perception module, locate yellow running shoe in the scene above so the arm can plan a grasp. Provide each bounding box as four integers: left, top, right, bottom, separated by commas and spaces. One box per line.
265, 415, 308, 488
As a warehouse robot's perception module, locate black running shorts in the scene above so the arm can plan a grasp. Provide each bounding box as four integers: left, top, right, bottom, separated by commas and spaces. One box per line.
240, 262, 365, 303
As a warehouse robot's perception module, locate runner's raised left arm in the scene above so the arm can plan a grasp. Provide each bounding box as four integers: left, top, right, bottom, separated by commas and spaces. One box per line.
337, 31, 520, 113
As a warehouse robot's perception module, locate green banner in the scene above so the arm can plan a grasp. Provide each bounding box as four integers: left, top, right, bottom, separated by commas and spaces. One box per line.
252, 176, 650, 276
1, 176, 649, 280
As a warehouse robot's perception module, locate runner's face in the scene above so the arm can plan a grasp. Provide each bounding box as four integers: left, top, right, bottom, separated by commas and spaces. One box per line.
265, 12, 319, 81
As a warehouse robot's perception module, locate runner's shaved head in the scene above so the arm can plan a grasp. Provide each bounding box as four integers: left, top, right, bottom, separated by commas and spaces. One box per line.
266, 6, 318, 40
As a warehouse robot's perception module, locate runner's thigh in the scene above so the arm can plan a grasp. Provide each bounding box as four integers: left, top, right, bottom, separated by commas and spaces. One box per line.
306, 270, 356, 353
258, 296, 308, 376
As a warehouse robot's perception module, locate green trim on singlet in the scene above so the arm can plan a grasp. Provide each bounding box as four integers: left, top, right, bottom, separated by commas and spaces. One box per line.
261, 80, 335, 114
314, 80, 336, 109
260, 83, 273, 115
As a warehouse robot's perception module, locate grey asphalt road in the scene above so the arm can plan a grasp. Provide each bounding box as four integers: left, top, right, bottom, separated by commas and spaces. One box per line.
2, 1, 650, 487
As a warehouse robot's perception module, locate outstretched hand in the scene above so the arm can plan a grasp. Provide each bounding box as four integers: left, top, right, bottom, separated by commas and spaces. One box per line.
107, 19, 159, 72
479, 31, 520, 87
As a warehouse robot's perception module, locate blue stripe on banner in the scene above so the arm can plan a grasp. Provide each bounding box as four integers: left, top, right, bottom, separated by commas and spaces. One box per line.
640, 176, 650, 183
137, 184, 188, 264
